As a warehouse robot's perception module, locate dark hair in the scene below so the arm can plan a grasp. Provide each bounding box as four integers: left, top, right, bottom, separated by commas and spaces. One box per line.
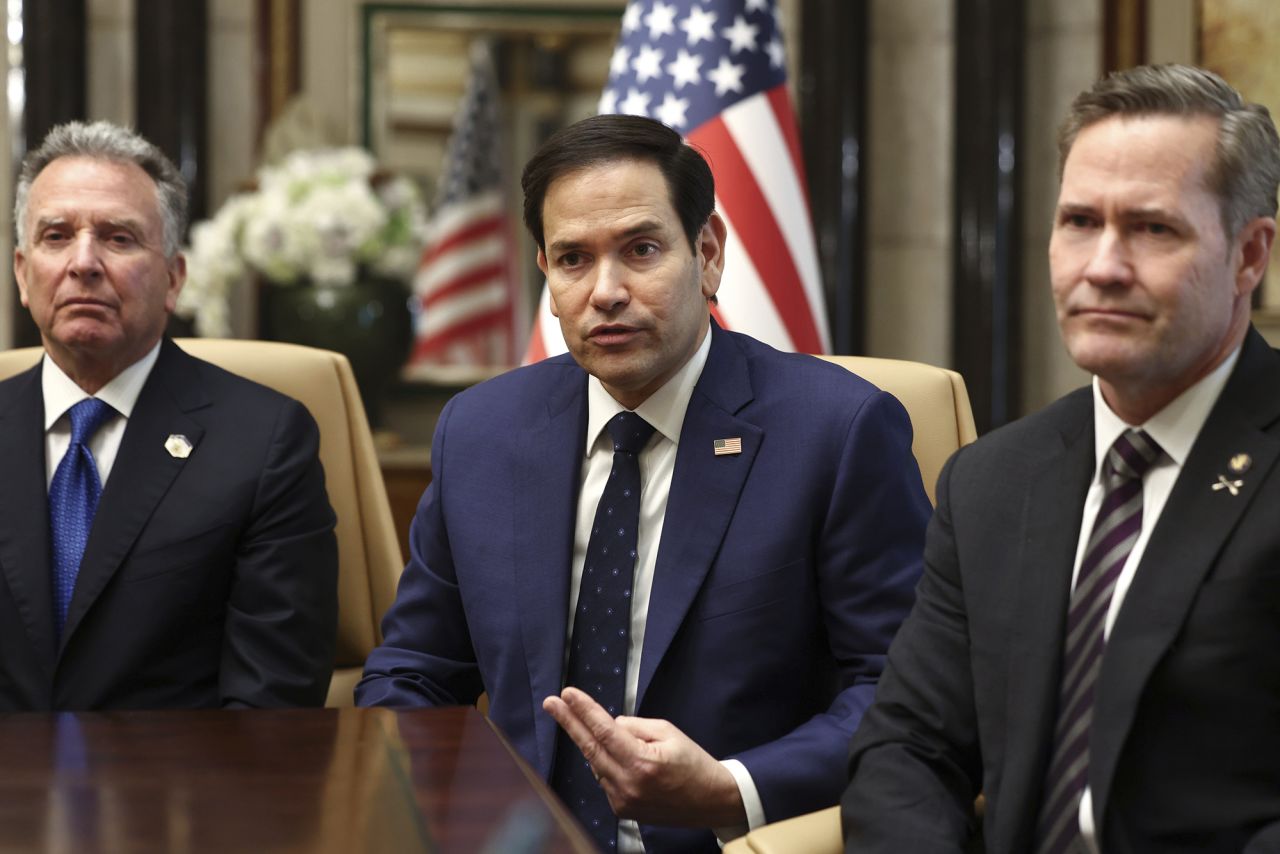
15, 120, 188, 256
1059, 64, 1280, 239
521, 114, 715, 252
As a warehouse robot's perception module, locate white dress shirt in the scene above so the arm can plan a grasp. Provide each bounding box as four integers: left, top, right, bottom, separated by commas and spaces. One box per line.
42, 342, 161, 490
1074, 346, 1239, 852
567, 330, 763, 851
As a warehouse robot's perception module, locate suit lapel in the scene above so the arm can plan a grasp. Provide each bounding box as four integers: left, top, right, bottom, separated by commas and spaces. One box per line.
636, 327, 761, 709
515, 363, 588, 774
60, 340, 208, 651
1090, 330, 1280, 820
0, 365, 58, 672
996, 393, 1094, 851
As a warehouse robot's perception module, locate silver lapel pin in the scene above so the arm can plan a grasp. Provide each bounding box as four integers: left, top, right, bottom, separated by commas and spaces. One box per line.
165, 434, 194, 459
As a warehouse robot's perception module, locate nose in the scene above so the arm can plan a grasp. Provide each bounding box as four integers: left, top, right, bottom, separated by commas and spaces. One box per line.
68, 232, 105, 282
1081, 226, 1133, 288
588, 257, 630, 312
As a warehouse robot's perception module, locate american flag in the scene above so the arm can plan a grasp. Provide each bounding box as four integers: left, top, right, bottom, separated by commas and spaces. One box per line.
524, 0, 829, 363
713, 436, 743, 455
411, 40, 521, 368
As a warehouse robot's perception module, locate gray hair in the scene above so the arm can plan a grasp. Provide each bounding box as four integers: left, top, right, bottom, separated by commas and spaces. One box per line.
1058, 64, 1280, 241
14, 120, 188, 256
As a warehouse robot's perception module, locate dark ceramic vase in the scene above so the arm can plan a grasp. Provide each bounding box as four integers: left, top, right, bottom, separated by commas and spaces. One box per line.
260, 276, 413, 427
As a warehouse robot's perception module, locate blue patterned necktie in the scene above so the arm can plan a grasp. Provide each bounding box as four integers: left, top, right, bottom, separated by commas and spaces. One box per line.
49, 397, 115, 640
551, 410, 656, 851
1035, 429, 1163, 854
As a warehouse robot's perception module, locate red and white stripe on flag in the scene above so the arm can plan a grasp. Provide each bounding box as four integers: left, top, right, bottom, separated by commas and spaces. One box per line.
523, 0, 829, 364
413, 191, 517, 365
412, 40, 521, 368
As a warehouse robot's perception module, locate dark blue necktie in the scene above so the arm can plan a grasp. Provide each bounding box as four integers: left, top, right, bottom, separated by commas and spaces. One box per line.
49, 397, 115, 640
552, 410, 655, 850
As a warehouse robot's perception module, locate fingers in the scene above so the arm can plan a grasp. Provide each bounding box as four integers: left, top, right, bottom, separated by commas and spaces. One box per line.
614, 714, 674, 743
543, 689, 638, 781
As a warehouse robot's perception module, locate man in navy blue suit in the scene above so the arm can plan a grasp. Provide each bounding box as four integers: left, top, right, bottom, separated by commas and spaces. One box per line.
357, 114, 929, 851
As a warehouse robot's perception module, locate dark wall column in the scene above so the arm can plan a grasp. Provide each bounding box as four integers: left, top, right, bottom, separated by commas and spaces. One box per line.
23, 0, 86, 151
954, 0, 1024, 433
135, 0, 209, 226
798, 0, 867, 355
13, 0, 88, 346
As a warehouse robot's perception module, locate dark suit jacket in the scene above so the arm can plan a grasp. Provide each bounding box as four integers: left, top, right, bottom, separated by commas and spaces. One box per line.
357, 323, 929, 851
843, 328, 1280, 853
0, 338, 338, 710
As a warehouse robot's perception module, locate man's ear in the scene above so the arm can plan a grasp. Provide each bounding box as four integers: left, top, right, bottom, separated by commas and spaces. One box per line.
164, 252, 187, 314
1234, 216, 1276, 299
537, 248, 560, 318
698, 212, 727, 300
13, 248, 29, 308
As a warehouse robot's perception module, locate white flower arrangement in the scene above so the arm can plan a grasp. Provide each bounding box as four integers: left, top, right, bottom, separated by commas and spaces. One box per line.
176, 147, 427, 337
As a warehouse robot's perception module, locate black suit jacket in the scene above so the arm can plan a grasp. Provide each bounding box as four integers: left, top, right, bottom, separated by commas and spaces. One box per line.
843, 328, 1280, 853
0, 338, 338, 710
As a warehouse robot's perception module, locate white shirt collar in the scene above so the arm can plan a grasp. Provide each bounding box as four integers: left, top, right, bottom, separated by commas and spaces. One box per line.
584, 325, 713, 454
42, 340, 163, 430
1091, 344, 1241, 473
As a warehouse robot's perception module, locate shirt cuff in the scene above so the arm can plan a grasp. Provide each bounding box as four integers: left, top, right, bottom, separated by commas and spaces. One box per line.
713, 758, 766, 845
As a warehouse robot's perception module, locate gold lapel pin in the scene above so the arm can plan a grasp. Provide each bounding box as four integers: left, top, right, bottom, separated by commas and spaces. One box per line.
164, 434, 194, 459
713, 437, 742, 456
1211, 474, 1242, 497
1228, 453, 1252, 474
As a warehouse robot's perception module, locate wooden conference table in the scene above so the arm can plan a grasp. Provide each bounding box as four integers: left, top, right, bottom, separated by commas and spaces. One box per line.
0, 706, 595, 853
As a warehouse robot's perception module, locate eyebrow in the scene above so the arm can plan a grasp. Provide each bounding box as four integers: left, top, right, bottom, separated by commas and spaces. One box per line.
1055, 202, 1189, 226
32, 216, 153, 245
546, 218, 668, 255
32, 216, 68, 233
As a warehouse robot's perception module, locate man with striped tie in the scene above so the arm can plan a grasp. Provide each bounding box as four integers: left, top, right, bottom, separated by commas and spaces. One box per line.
360, 114, 930, 852
844, 65, 1280, 853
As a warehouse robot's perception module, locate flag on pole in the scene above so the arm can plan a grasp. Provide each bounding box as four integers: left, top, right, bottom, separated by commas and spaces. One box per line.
523, 0, 829, 364
412, 40, 522, 368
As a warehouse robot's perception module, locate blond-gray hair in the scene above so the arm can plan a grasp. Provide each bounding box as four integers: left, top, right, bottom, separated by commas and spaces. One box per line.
1058, 64, 1280, 241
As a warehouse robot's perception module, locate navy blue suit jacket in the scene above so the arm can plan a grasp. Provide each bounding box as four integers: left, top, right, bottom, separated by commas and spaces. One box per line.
358, 324, 928, 851
0, 338, 338, 710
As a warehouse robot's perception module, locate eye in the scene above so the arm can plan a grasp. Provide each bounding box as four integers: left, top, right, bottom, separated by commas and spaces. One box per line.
631, 241, 659, 258
1138, 221, 1172, 236
558, 251, 584, 268
1061, 212, 1095, 229
104, 230, 138, 248
39, 228, 69, 245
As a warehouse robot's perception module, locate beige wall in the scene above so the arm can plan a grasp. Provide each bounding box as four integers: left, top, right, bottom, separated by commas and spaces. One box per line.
1020, 0, 1101, 413
866, 0, 953, 369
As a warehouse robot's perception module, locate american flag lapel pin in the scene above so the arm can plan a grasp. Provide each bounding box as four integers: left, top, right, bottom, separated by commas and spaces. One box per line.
713, 437, 742, 456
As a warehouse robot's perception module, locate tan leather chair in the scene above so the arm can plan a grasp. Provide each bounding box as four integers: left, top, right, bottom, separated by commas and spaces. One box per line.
817, 355, 977, 505
0, 339, 404, 707
724, 355, 977, 854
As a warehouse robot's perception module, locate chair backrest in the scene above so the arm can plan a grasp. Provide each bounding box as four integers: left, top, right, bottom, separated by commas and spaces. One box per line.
817, 355, 977, 505
0, 339, 403, 707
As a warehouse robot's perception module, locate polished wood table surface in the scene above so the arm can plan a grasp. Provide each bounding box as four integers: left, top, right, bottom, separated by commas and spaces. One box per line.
0, 706, 595, 853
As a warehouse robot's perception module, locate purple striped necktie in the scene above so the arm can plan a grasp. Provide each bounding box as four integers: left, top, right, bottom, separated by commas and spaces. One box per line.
1035, 428, 1163, 854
